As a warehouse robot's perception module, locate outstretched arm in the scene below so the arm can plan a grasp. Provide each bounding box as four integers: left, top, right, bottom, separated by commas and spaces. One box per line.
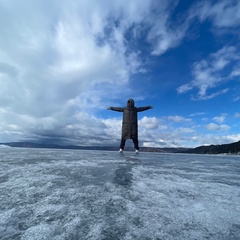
137, 106, 153, 112
107, 107, 124, 112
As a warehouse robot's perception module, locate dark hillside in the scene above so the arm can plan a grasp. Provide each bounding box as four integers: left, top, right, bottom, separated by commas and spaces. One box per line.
180, 141, 240, 154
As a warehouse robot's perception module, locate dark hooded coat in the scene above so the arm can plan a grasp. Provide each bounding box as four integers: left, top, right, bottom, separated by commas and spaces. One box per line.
109, 99, 152, 140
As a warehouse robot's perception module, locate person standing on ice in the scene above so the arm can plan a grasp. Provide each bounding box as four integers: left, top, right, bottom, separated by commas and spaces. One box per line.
107, 99, 153, 153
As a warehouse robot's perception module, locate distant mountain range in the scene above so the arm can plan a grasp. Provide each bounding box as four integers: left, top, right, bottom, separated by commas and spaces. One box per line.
0, 141, 188, 153
179, 140, 240, 154
1, 141, 240, 154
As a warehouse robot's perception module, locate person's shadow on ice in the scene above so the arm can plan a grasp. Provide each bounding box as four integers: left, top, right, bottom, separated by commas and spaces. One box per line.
113, 157, 140, 187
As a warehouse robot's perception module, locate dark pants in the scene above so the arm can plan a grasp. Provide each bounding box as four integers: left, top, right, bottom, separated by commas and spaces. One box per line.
120, 138, 139, 150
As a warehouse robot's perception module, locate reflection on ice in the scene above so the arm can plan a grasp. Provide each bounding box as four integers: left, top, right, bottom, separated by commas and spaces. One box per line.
0, 148, 240, 239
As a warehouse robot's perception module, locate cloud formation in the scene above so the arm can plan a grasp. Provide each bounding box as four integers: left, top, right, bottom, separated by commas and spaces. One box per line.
205, 123, 230, 131
0, 0, 151, 143
0, 0, 188, 145
0, 0, 240, 148
176, 0, 240, 100
190, 0, 240, 28
177, 46, 239, 99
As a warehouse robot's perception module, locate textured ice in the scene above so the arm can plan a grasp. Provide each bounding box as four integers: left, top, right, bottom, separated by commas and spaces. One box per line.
0, 148, 240, 239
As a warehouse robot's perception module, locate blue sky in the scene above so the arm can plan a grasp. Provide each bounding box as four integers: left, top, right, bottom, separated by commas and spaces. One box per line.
0, 0, 240, 148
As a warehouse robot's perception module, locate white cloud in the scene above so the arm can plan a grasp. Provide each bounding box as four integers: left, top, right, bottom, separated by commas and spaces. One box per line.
0, 0, 199, 146
191, 0, 240, 28
167, 115, 191, 123
177, 84, 193, 94
0, 0, 157, 143
213, 114, 227, 124
146, 0, 188, 55
148, 24, 187, 56
231, 69, 240, 77
142, 141, 166, 148
205, 123, 230, 131
193, 134, 240, 147
190, 112, 206, 117
177, 0, 240, 100
177, 46, 239, 99
138, 116, 159, 130
176, 127, 195, 134
0, 0, 239, 148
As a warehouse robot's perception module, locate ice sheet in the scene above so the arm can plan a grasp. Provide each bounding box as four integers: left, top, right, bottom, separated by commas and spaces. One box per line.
0, 148, 240, 239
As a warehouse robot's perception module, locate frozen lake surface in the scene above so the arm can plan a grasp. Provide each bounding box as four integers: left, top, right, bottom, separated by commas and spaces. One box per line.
0, 148, 240, 240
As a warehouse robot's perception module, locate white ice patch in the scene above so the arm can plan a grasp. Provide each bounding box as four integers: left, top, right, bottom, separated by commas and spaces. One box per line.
21, 224, 55, 240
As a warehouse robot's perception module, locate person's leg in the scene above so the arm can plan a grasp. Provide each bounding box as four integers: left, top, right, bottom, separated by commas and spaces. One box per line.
132, 138, 139, 150
120, 138, 126, 150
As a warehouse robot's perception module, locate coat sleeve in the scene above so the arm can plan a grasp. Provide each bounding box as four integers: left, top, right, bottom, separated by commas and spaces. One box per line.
109, 107, 124, 112
136, 106, 152, 112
